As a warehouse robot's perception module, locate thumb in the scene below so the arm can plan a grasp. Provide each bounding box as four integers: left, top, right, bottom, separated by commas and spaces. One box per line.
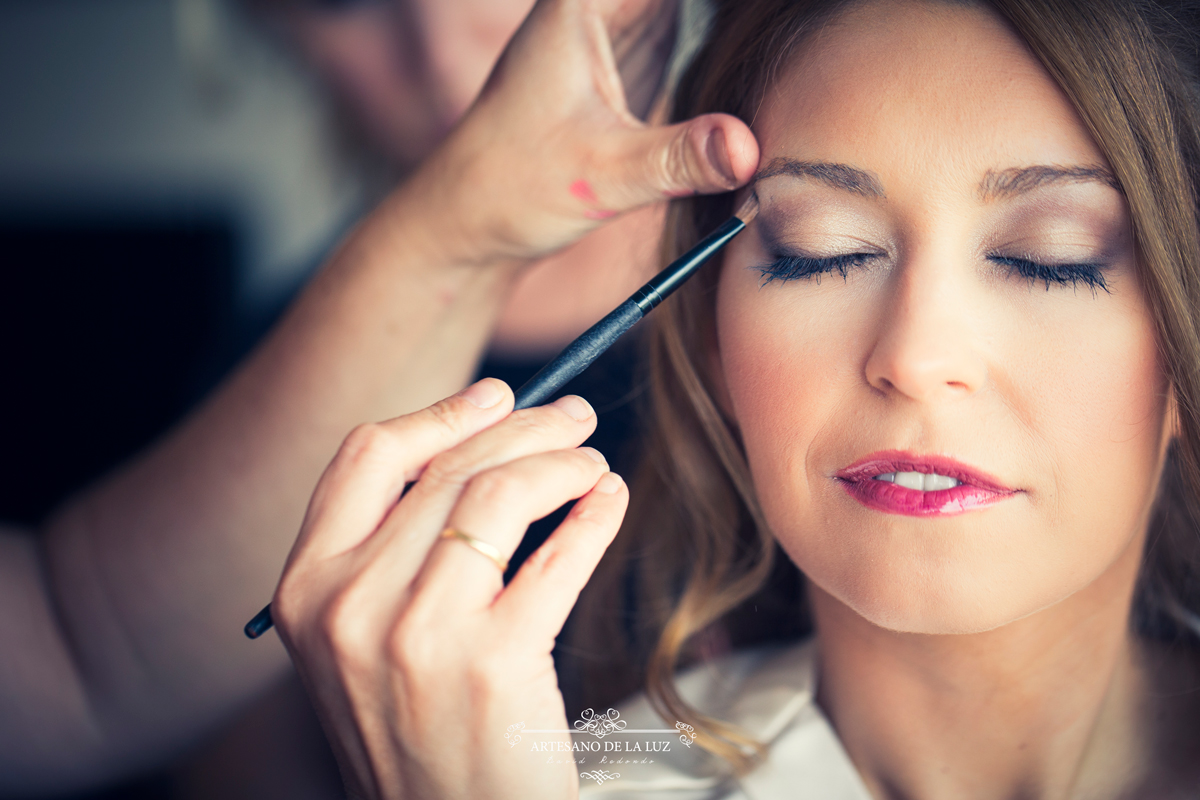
605, 113, 759, 208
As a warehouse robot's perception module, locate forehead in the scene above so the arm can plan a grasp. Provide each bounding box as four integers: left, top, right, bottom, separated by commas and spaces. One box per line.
757, 0, 1108, 195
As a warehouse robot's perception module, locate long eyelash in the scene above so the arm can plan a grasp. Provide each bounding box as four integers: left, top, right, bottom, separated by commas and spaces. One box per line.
757, 252, 878, 285
988, 255, 1111, 294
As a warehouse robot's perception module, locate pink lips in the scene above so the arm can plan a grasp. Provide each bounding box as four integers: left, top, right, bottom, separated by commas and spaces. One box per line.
835, 450, 1017, 517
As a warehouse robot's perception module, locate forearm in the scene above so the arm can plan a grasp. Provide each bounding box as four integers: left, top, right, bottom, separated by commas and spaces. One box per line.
26, 186, 521, 786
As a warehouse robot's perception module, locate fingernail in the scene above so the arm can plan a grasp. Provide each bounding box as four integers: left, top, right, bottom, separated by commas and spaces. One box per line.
553, 395, 594, 421
706, 127, 736, 187
594, 472, 624, 494
457, 378, 504, 409
579, 447, 607, 465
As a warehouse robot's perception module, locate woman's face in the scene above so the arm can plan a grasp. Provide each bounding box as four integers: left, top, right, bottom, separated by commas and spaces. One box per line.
717, 0, 1174, 634
280, 0, 536, 165
277, 0, 676, 168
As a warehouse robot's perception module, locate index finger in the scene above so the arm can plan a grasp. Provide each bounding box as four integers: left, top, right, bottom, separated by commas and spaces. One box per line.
295, 379, 514, 561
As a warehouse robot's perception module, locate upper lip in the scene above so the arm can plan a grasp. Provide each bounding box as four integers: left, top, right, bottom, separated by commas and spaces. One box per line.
835, 450, 1016, 493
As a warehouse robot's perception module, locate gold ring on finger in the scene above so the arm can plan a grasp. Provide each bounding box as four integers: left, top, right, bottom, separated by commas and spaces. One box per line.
438, 527, 509, 574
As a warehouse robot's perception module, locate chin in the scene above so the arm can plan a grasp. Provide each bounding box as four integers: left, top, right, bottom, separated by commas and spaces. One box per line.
799, 549, 1078, 636
840, 587, 1039, 636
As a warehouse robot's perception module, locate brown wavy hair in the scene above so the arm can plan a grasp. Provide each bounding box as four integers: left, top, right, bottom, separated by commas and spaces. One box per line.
567, 0, 1200, 777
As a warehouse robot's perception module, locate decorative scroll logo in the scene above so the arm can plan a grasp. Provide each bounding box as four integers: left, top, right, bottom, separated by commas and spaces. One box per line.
675, 721, 697, 748
508, 708, 692, 785
579, 770, 621, 786
573, 708, 628, 739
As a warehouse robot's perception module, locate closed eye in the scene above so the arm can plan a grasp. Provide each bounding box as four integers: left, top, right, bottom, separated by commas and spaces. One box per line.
756, 252, 1111, 294
757, 252, 881, 285
987, 255, 1111, 294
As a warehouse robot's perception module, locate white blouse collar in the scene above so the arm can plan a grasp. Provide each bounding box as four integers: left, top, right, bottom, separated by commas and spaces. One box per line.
573, 638, 874, 798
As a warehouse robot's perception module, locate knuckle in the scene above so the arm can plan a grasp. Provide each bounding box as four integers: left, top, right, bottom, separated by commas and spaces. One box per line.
270, 575, 305, 638
464, 465, 532, 508
338, 422, 401, 468
421, 396, 469, 437
318, 587, 373, 657
527, 538, 592, 590
389, 610, 443, 679
506, 406, 553, 431
522, 540, 567, 576
654, 131, 689, 190
508, 405, 577, 440
462, 647, 511, 700
419, 449, 473, 491
571, 502, 610, 526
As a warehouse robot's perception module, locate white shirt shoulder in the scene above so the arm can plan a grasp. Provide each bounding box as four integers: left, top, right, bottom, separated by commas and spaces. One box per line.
571, 638, 872, 799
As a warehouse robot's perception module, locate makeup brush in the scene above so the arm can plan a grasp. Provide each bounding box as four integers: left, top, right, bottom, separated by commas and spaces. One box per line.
512, 192, 759, 409
244, 192, 759, 640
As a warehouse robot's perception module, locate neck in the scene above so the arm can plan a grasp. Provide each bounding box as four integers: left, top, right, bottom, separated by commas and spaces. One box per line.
811, 529, 1147, 800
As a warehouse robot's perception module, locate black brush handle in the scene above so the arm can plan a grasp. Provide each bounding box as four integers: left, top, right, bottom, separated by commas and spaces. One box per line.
244, 605, 273, 639
512, 299, 644, 410
244, 214, 747, 639
512, 215, 745, 410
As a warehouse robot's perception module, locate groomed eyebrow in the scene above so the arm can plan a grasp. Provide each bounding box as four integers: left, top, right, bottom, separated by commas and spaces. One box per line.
979, 165, 1121, 201
754, 157, 885, 198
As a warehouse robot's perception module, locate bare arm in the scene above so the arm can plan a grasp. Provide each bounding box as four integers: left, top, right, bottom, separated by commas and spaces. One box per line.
0, 0, 757, 793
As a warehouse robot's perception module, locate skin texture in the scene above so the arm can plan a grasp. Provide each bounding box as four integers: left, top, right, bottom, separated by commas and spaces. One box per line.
280, 0, 683, 354
0, 0, 757, 793
273, 382, 630, 800
715, 2, 1197, 798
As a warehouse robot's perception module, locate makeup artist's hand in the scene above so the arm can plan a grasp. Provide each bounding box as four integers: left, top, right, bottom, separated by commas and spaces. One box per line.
392, 0, 760, 268
271, 378, 625, 800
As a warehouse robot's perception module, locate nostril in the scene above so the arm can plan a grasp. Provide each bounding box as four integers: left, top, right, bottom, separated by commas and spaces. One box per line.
869, 375, 898, 396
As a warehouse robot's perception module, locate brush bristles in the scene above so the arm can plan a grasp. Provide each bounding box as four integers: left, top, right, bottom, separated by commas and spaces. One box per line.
734, 192, 760, 224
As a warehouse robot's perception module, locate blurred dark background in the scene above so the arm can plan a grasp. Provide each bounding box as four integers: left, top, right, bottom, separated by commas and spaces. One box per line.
0, 214, 236, 526
1, 1, 383, 797
0, 0, 373, 528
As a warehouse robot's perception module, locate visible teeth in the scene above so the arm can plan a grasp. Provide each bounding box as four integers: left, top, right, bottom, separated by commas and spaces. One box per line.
922, 473, 959, 491
874, 471, 960, 491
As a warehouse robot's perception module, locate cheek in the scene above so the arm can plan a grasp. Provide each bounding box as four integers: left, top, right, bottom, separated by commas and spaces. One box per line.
1015, 288, 1168, 569
716, 267, 876, 546
716, 271, 872, 464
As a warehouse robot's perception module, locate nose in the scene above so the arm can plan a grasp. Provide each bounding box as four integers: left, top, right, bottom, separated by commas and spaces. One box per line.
863, 254, 988, 403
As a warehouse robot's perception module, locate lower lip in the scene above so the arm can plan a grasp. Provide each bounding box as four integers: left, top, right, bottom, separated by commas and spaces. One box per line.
839, 478, 1014, 517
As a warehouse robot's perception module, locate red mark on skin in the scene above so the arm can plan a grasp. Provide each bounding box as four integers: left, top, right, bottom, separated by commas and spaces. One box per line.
571, 178, 615, 218
569, 179, 598, 203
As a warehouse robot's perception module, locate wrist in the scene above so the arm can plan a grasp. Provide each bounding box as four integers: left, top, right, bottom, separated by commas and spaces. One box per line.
371, 188, 516, 274
379, 133, 537, 274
